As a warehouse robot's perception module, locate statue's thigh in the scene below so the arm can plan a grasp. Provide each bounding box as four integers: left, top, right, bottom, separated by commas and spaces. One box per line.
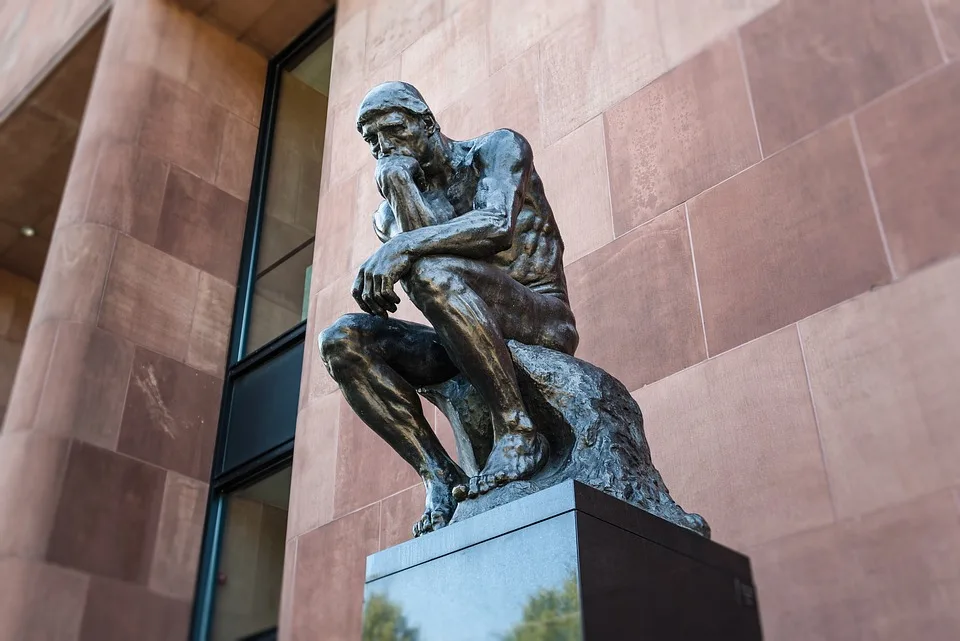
450, 260, 576, 351
374, 316, 460, 388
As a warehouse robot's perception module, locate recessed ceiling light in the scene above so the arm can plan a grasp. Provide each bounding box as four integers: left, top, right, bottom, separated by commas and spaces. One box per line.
20, 226, 35, 237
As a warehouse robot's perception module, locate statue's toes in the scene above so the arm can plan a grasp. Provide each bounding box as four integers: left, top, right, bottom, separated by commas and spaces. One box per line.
467, 476, 482, 499
452, 484, 468, 502
429, 511, 448, 530
476, 474, 498, 495
412, 511, 448, 538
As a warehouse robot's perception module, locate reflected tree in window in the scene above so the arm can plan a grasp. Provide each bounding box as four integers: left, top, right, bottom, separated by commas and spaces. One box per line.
501, 575, 581, 641
362, 594, 421, 641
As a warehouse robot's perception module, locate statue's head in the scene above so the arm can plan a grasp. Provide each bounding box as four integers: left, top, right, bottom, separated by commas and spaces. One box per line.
356, 82, 439, 163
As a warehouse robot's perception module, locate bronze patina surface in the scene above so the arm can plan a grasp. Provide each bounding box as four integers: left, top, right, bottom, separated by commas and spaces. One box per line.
320, 82, 708, 538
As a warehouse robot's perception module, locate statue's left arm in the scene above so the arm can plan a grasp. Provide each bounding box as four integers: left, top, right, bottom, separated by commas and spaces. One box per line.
354, 131, 532, 316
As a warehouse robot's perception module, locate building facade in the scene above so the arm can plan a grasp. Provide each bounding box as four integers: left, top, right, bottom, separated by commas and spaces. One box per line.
0, 0, 959, 640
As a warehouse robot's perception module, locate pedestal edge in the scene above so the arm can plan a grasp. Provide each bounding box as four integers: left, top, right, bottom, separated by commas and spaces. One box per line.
366, 481, 748, 582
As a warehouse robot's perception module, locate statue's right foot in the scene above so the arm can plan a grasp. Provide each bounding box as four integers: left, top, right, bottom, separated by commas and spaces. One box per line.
453, 431, 549, 501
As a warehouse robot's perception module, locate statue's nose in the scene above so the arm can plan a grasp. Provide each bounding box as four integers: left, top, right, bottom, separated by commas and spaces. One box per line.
378, 133, 395, 154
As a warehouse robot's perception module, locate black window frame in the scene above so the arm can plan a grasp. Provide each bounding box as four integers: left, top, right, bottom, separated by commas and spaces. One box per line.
189, 10, 336, 640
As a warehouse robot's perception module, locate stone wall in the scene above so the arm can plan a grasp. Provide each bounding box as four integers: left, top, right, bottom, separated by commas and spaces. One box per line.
0, 1, 266, 639
287, 0, 960, 640
0, 270, 37, 422
0, 0, 108, 121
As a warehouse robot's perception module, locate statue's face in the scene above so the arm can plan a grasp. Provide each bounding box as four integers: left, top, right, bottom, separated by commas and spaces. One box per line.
360, 109, 434, 162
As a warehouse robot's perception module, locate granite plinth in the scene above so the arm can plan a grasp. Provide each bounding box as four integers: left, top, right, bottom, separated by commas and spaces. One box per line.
362, 481, 762, 640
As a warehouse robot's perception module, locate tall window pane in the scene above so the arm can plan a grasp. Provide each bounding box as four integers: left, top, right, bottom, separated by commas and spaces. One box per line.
245, 37, 333, 354
211, 466, 291, 641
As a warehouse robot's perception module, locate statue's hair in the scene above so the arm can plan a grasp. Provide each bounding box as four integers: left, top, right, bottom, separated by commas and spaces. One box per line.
356, 81, 435, 132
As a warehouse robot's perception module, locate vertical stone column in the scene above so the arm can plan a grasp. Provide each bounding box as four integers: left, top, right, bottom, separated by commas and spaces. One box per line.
0, 1, 266, 639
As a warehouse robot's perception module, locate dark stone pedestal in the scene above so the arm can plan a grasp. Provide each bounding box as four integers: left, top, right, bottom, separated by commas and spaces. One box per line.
362, 481, 762, 640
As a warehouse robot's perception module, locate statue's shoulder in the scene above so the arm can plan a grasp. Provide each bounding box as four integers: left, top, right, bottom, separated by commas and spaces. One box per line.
476, 128, 530, 149
466, 129, 533, 164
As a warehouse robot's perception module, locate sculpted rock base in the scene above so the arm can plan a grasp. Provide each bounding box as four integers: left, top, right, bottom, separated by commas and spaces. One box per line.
421, 342, 711, 537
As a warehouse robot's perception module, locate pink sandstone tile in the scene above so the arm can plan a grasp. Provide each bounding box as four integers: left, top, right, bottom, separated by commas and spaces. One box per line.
565, 206, 705, 392
750, 490, 960, 641
327, 7, 367, 104
488, 0, 590, 72
632, 326, 834, 550
32, 322, 135, 449
930, 0, 960, 58
740, 0, 942, 154
379, 483, 426, 550
400, 0, 489, 115
216, 113, 259, 201
186, 273, 235, 377
332, 396, 419, 517
688, 120, 890, 355
287, 393, 340, 538
139, 75, 227, 184
98, 235, 200, 361
0, 557, 88, 641
364, 0, 442, 75
0, 431, 71, 559
312, 176, 359, 293
290, 506, 379, 641
439, 47, 542, 151
535, 116, 614, 264
117, 348, 222, 481
539, 0, 667, 145
149, 472, 208, 600
48, 442, 166, 583
604, 36, 760, 234
855, 63, 960, 276
31, 223, 116, 326
79, 576, 191, 641
657, 0, 780, 66
799, 256, 960, 519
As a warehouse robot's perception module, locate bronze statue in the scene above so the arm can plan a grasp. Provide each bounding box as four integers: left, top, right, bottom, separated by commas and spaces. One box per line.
320, 82, 708, 539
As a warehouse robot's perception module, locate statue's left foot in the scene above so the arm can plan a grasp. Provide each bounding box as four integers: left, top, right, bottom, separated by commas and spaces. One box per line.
454, 431, 549, 501
413, 473, 464, 537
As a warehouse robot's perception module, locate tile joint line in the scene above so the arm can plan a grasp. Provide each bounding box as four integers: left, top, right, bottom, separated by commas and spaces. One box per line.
850, 116, 897, 282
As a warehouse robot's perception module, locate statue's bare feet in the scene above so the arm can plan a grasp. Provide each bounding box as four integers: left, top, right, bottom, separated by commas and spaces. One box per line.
413, 473, 464, 537
453, 431, 548, 501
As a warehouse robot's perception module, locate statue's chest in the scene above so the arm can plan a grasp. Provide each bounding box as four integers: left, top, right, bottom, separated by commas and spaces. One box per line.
443, 167, 480, 214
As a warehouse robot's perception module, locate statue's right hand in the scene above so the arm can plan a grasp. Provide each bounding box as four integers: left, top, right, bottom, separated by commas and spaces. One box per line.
376, 155, 426, 193
351, 240, 409, 317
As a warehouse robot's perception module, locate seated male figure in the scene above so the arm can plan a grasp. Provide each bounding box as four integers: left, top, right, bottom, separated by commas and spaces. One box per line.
319, 82, 578, 536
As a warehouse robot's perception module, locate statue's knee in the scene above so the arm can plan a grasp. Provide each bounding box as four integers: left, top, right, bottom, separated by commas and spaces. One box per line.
406, 256, 468, 306
318, 314, 367, 374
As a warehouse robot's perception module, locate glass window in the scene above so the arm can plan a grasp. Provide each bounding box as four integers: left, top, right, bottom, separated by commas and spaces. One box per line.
191, 16, 336, 641
246, 36, 334, 354
211, 466, 292, 641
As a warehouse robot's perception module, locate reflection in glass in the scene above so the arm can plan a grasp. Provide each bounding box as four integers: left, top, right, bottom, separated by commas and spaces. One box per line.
501, 576, 581, 641
362, 594, 422, 641
246, 37, 333, 354
363, 513, 583, 641
245, 240, 314, 351
211, 466, 292, 641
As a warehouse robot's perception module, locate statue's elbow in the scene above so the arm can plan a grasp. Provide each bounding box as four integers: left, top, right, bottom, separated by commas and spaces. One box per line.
489, 224, 513, 252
